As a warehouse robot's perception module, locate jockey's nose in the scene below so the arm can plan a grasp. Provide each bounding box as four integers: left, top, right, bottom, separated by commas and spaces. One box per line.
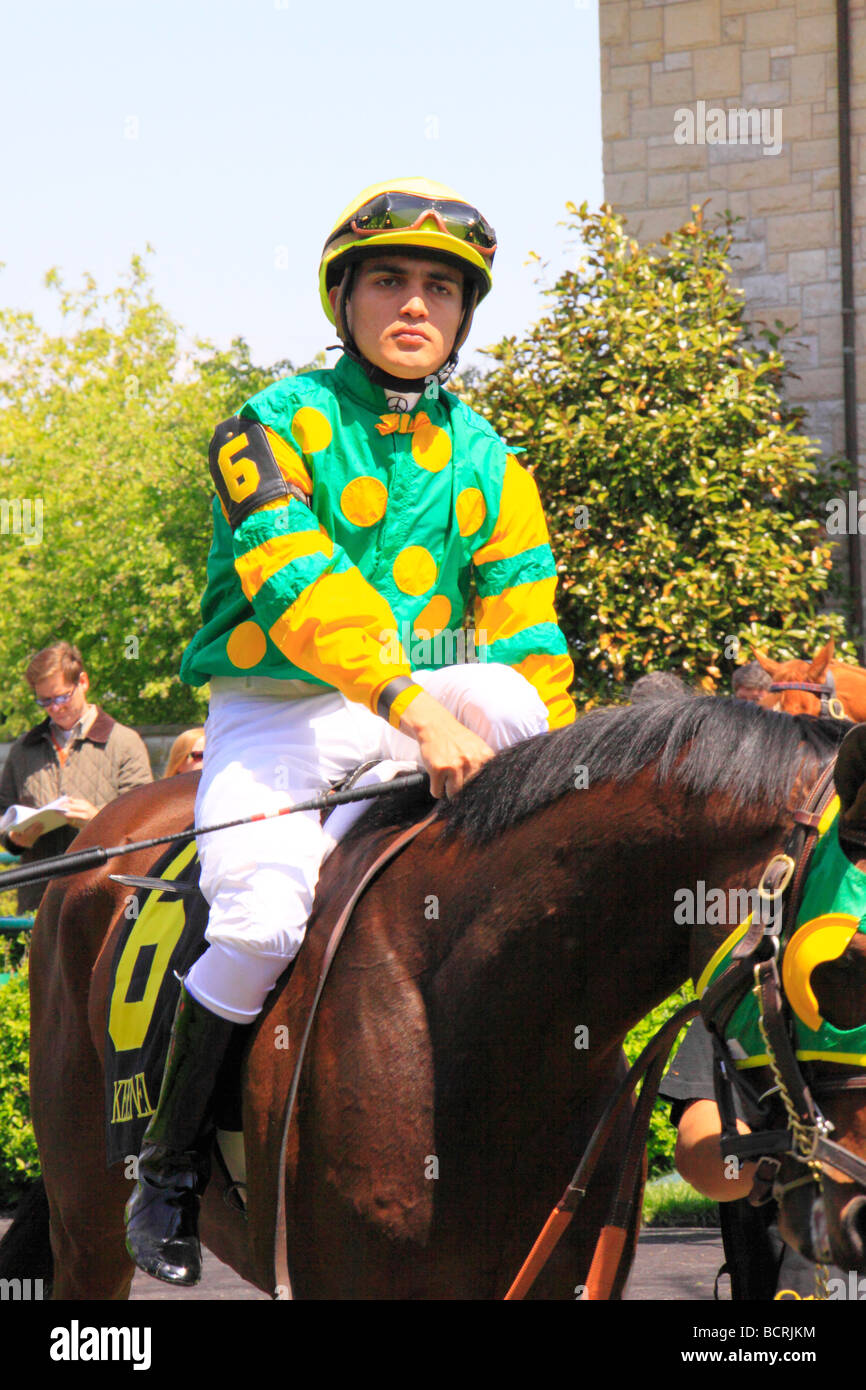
401, 295, 428, 319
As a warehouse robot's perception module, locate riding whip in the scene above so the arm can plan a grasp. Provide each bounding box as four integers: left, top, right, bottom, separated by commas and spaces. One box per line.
0, 770, 430, 892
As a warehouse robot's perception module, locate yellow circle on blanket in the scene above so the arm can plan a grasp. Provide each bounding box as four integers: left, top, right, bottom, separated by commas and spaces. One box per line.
340, 476, 388, 527
291, 407, 332, 453
413, 594, 452, 637
411, 422, 451, 472
393, 546, 437, 596
226, 621, 267, 669
455, 487, 486, 536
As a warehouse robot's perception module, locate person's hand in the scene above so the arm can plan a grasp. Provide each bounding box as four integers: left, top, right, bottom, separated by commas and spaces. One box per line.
60, 796, 100, 828
8, 820, 46, 850
399, 691, 494, 798
675, 1099, 758, 1202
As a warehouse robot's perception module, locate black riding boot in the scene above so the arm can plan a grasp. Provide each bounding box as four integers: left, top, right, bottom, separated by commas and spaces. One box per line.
125, 983, 235, 1285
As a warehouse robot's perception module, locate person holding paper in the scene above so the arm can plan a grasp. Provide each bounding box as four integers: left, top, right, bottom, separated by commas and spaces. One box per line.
0, 642, 153, 911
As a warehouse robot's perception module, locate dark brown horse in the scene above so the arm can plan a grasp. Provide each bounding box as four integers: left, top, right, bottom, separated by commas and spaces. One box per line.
2, 697, 864, 1298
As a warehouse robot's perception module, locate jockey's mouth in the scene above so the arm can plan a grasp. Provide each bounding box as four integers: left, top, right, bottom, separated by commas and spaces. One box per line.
391, 326, 430, 342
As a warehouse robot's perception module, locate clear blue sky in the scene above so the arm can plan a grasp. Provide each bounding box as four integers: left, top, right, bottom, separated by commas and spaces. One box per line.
1, 0, 603, 374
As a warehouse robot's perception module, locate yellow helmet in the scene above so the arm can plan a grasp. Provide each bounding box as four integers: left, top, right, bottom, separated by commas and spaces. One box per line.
319, 178, 496, 384
319, 176, 496, 326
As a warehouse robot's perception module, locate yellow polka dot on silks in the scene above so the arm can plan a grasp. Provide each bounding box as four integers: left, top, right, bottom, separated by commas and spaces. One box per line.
291, 407, 333, 454
411, 422, 451, 472
413, 594, 452, 636
340, 476, 388, 528
226, 621, 267, 670
393, 546, 438, 597
455, 487, 486, 537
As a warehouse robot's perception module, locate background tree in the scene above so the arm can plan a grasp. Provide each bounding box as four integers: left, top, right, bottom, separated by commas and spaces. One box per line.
0, 253, 301, 735
463, 204, 853, 707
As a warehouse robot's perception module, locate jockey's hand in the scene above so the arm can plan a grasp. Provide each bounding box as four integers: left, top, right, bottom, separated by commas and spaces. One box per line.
399, 691, 494, 799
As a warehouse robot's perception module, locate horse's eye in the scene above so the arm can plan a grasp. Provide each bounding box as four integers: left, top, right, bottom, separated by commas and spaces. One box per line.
812, 950, 866, 1031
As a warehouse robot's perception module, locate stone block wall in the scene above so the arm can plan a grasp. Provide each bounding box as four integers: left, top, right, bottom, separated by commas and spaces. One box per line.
600, 0, 865, 488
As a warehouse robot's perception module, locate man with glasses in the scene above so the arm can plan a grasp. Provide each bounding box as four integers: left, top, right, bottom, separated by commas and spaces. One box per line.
0, 641, 153, 911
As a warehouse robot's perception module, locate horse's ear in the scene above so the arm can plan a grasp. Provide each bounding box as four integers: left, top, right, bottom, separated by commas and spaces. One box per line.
807, 638, 834, 680
752, 648, 783, 677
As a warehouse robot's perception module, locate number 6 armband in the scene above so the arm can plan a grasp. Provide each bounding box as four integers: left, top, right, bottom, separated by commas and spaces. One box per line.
209, 415, 302, 528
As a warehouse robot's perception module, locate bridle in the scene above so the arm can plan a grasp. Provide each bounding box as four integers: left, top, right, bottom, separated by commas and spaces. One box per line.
769, 666, 847, 721
700, 756, 866, 1206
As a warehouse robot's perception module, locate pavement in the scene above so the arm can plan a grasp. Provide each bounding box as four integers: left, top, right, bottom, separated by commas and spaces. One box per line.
1, 1213, 723, 1300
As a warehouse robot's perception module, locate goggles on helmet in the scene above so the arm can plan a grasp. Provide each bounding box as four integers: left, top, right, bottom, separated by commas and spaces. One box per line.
325, 193, 497, 259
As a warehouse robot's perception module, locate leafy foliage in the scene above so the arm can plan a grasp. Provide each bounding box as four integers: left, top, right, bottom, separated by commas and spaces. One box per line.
465, 204, 853, 707
0, 253, 301, 735
0, 960, 38, 1205
624, 984, 695, 1178
642, 1172, 716, 1227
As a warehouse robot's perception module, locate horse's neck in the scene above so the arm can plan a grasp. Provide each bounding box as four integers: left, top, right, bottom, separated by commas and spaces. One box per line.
428, 791, 770, 1069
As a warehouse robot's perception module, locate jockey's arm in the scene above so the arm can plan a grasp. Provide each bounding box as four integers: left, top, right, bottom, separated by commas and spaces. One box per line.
396, 691, 493, 798
471, 455, 576, 729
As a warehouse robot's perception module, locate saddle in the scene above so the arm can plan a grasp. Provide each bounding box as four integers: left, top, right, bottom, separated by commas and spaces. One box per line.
103, 768, 436, 1214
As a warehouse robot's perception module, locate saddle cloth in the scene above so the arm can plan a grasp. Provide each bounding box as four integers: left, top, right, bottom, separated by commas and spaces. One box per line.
104, 838, 211, 1166
103, 764, 432, 1170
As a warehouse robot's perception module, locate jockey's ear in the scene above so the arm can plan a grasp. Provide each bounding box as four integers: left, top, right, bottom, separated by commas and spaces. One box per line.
752, 648, 783, 678
836, 724, 866, 826
807, 638, 834, 679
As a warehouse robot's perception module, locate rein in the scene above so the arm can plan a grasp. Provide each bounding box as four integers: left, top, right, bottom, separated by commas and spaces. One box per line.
505, 749, 866, 1301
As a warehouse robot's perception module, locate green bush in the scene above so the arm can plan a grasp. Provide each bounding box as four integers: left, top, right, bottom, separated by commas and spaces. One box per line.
0, 256, 304, 733
465, 203, 854, 706
0, 957, 39, 1205
624, 984, 695, 1178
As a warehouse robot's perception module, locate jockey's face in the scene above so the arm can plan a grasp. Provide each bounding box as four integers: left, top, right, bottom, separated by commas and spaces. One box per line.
333, 255, 464, 380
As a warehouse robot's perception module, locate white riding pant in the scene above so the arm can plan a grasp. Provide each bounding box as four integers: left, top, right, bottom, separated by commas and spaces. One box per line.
184, 664, 548, 1023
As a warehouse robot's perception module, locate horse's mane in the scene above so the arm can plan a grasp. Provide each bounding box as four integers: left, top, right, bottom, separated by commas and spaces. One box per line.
347, 697, 851, 847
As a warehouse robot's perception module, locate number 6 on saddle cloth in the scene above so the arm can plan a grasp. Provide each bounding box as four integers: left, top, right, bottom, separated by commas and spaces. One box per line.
103, 756, 404, 1174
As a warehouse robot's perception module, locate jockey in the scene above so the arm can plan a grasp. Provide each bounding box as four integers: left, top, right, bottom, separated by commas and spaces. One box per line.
125, 177, 577, 1285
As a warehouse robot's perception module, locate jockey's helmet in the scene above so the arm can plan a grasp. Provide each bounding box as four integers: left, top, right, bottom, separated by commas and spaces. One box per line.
319, 177, 497, 384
